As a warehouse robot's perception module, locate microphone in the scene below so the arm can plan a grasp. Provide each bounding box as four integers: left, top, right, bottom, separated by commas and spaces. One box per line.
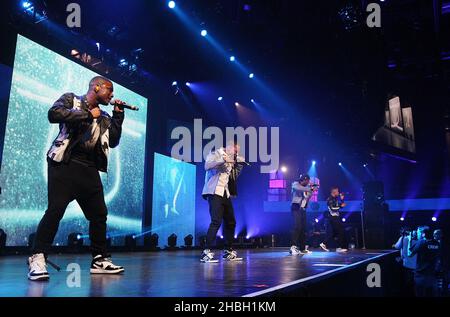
110, 100, 139, 111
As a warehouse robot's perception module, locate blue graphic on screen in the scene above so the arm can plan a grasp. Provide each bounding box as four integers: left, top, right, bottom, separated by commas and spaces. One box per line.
0, 35, 147, 246
152, 153, 196, 247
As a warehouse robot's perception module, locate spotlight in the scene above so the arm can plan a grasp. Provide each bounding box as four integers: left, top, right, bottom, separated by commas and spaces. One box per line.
250, 99, 255, 103
185, 82, 191, 87
248, 73, 254, 78
68, 232, 83, 247
146, 233, 159, 249
171, 81, 177, 86
342, 218, 346, 222
338, 162, 342, 166
280, 166, 287, 173
312, 160, 316, 165
118, 58, 128, 67
220, 235, 224, 239
314, 218, 319, 223
168, 233, 177, 248
234, 234, 238, 239
432, 217, 437, 222
229, 56, 235, 62
400, 217, 405, 221
363, 163, 368, 167
22, 1, 32, 8
168, 1, 176, 9
125, 234, 137, 249
200, 29, 208, 37
184, 234, 193, 247
217, 96, 223, 101
234, 102, 240, 106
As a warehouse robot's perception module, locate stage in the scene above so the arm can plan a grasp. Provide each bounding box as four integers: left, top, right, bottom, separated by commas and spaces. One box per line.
0, 248, 400, 297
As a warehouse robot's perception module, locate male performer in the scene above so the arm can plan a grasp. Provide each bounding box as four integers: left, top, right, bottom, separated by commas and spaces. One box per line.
200, 141, 245, 263
319, 187, 348, 253
290, 174, 317, 255
28, 76, 125, 281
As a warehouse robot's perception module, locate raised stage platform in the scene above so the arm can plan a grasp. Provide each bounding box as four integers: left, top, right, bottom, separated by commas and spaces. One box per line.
0, 248, 400, 297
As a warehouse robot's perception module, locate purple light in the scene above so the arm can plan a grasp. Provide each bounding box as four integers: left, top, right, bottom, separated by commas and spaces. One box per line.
315, 218, 319, 223
185, 82, 191, 87
243, 4, 251, 11
400, 217, 405, 221
432, 217, 437, 222
342, 218, 346, 222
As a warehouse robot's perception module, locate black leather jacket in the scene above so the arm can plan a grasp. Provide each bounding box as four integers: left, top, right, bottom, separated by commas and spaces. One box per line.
46, 93, 124, 172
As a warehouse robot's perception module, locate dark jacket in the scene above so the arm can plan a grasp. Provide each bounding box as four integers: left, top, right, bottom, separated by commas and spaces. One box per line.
46, 93, 124, 172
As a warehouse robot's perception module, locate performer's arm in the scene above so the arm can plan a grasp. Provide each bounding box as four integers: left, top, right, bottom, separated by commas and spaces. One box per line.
205, 151, 226, 171
48, 93, 93, 124
408, 237, 425, 256
327, 197, 340, 212
109, 109, 124, 148
292, 182, 312, 193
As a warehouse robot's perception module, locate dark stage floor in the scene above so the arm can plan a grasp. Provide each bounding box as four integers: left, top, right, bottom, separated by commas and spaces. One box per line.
0, 248, 395, 297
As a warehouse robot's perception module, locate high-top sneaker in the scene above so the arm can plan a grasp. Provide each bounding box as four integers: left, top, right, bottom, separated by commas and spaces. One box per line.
289, 245, 302, 255
320, 243, 330, 252
90, 255, 124, 274
223, 249, 243, 261
200, 249, 219, 263
27, 253, 49, 281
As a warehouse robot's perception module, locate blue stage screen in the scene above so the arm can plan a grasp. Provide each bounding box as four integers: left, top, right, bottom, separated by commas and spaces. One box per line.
0, 35, 148, 246
151, 153, 196, 247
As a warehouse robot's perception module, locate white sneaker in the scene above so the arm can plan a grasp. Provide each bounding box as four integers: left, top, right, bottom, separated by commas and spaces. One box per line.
336, 248, 348, 253
319, 243, 330, 252
90, 255, 124, 274
200, 249, 219, 263
28, 253, 49, 281
300, 249, 313, 255
289, 245, 302, 255
223, 249, 243, 261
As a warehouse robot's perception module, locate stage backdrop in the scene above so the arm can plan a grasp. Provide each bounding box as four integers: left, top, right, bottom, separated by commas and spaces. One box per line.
0, 35, 148, 246
152, 153, 196, 247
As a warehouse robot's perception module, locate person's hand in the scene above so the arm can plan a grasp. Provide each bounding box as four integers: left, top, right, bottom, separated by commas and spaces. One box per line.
223, 154, 235, 164
341, 202, 347, 207
113, 99, 125, 112
89, 107, 101, 119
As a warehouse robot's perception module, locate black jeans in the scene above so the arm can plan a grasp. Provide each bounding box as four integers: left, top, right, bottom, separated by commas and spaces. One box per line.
32, 159, 108, 257
205, 194, 236, 250
324, 215, 346, 248
291, 203, 307, 250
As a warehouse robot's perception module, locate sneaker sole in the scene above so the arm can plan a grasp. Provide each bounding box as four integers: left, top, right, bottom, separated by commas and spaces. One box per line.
90, 268, 124, 274
200, 259, 219, 263
28, 273, 49, 281
224, 257, 243, 261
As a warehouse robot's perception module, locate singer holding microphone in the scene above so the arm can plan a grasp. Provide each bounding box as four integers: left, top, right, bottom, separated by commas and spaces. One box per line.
27, 76, 125, 281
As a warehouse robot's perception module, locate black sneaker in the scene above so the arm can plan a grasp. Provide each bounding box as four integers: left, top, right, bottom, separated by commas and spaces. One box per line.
27, 253, 49, 281
90, 255, 124, 274
200, 249, 219, 263
223, 249, 243, 261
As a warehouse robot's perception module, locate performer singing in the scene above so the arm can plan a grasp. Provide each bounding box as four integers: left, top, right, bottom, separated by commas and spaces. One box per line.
290, 174, 317, 255
28, 76, 125, 281
200, 141, 245, 263
319, 187, 348, 253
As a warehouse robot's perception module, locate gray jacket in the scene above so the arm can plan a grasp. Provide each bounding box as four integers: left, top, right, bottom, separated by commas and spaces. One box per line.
291, 182, 313, 208
201, 148, 243, 198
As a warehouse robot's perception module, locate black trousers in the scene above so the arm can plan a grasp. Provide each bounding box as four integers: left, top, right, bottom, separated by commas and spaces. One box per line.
291, 203, 307, 250
324, 215, 346, 248
32, 159, 108, 257
205, 194, 236, 250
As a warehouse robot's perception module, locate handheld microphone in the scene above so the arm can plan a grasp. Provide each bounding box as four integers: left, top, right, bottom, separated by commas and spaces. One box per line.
110, 100, 139, 111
